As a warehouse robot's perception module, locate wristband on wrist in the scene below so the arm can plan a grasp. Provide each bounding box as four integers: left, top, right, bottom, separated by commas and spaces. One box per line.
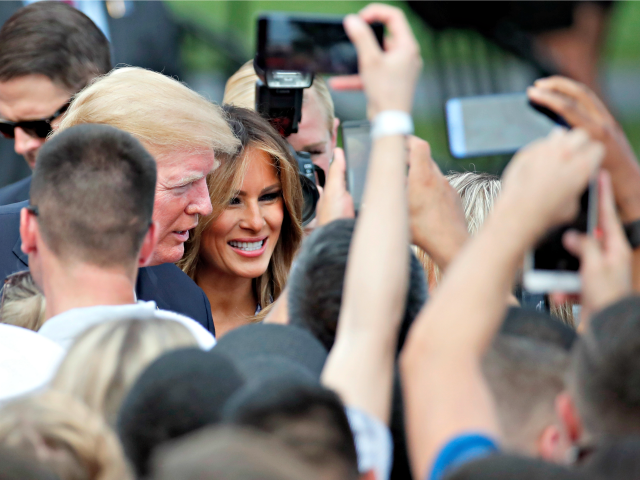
370, 110, 414, 140
624, 218, 640, 249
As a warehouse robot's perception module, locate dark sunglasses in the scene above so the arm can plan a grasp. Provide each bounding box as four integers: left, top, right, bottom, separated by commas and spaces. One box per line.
0, 102, 70, 140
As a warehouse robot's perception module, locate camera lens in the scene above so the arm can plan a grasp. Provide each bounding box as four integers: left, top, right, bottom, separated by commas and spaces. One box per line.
299, 174, 320, 226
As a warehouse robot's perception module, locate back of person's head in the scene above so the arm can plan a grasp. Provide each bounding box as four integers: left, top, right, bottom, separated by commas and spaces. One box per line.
0, 391, 131, 480
417, 172, 501, 287
483, 335, 570, 459
288, 219, 427, 351
150, 426, 322, 480
224, 378, 359, 480
0, 271, 45, 331
447, 172, 501, 235
30, 124, 156, 268
57, 67, 239, 161
117, 348, 244, 478
568, 296, 640, 438
0, 448, 59, 480
445, 454, 597, 480
581, 435, 640, 480
0, 2, 110, 93
223, 60, 336, 133
50, 318, 198, 427
500, 307, 577, 351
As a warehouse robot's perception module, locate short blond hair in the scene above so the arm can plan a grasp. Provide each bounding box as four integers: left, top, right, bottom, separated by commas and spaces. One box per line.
223, 60, 336, 132
51, 318, 198, 427
0, 272, 46, 331
0, 390, 131, 480
56, 67, 239, 160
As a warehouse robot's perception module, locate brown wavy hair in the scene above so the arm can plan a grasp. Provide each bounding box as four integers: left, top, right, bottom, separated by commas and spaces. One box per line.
178, 105, 303, 321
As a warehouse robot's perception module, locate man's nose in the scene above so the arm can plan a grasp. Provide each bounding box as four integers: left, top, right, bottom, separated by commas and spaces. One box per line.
13, 127, 43, 157
185, 178, 213, 217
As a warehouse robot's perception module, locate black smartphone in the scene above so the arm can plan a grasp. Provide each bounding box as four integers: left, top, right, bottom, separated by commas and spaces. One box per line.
446, 93, 569, 158
524, 181, 599, 293
256, 13, 384, 75
341, 120, 371, 212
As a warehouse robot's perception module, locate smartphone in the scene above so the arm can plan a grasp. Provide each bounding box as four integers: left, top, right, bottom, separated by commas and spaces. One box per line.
523, 181, 599, 293
341, 120, 371, 212
256, 13, 384, 75
446, 93, 569, 158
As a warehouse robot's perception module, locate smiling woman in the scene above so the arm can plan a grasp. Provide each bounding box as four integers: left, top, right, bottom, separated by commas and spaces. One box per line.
179, 105, 303, 337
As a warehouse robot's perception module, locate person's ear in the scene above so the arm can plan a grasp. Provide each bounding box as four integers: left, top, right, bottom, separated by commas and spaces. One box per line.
138, 221, 159, 267
19, 207, 39, 255
556, 391, 583, 444
330, 117, 340, 150
537, 423, 571, 464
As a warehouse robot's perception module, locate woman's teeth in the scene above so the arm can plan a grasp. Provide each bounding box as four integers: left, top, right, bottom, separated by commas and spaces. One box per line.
229, 240, 265, 251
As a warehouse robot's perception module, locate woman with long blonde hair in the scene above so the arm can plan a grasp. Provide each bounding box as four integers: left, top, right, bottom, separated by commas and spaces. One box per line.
179, 105, 303, 336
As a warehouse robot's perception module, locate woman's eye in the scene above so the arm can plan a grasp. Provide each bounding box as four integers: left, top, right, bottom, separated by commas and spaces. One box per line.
260, 191, 281, 202
229, 197, 241, 205
307, 150, 324, 156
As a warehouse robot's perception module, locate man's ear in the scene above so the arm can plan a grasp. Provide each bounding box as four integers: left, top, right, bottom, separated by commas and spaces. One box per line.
330, 117, 340, 150
19, 207, 39, 255
138, 221, 159, 267
537, 423, 571, 464
556, 391, 583, 444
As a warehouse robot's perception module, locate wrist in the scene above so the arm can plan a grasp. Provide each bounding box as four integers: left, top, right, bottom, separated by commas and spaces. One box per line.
370, 110, 414, 140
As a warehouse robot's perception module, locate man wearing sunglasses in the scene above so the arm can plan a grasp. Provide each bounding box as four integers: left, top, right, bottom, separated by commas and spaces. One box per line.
0, 2, 110, 206
0, 2, 218, 333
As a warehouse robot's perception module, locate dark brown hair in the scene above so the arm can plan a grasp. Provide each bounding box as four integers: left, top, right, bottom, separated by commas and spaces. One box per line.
0, 2, 111, 93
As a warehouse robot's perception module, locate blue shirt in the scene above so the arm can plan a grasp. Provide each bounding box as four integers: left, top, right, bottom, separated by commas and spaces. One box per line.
23, 0, 111, 40
429, 434, 499, 480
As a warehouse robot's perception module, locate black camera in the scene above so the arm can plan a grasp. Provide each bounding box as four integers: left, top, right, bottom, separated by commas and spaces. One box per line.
289, 147, 325, 226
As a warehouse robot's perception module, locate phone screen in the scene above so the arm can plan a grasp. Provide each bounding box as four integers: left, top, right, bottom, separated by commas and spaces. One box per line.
257, 14, 383, 75
446, 93, 559, 158
342, 120, 371, 212
533, 189, 592, 272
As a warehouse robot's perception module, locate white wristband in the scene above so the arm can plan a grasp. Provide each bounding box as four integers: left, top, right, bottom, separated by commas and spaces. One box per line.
370, 110, 414, 140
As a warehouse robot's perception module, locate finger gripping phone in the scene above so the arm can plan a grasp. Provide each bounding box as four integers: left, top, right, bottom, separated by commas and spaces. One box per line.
256, 13, 384, 75
445, 93, 569, 158
341, 120, 372, 213
523, 181, 598, 293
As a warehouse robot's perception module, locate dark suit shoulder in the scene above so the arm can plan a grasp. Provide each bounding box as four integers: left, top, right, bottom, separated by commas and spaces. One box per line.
0, 200, 28, 281
0, 176, 31, 206
136, 263, 215, 335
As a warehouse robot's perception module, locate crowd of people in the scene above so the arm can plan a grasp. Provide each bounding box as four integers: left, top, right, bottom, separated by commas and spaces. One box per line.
1, 2, 640, 480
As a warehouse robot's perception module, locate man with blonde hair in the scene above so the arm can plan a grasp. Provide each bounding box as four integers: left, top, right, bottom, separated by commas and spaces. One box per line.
0, 67, 239, 333
224, 60, 339, 175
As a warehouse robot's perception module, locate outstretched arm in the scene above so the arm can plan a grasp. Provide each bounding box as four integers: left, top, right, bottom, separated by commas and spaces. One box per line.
401, 128, 604, 480
322, 3, 421, 424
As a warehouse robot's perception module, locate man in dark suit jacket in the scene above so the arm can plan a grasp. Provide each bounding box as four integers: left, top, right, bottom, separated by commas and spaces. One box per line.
0, 200, 214, 333
0, 0, 182, 202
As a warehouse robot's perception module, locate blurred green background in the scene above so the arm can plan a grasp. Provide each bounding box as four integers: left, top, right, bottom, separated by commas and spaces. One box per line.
167, 1, 640, 174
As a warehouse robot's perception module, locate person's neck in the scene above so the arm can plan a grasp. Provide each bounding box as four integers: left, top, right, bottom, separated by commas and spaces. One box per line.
195, 264, 257, 338
42, 257, 137, 320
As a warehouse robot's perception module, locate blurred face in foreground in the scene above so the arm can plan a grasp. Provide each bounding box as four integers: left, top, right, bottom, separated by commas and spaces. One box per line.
199, 146, 283, 280
151, 152, 216, 265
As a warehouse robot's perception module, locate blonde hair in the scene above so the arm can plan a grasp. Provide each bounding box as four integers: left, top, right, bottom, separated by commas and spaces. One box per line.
179, 105, 303, 322
223, 60, 336, 132
417, 171, 502, 287
0, 390, 132, 480
50, 318, 198, 427
56, 67, 239, 160
0, 272, 46, 331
